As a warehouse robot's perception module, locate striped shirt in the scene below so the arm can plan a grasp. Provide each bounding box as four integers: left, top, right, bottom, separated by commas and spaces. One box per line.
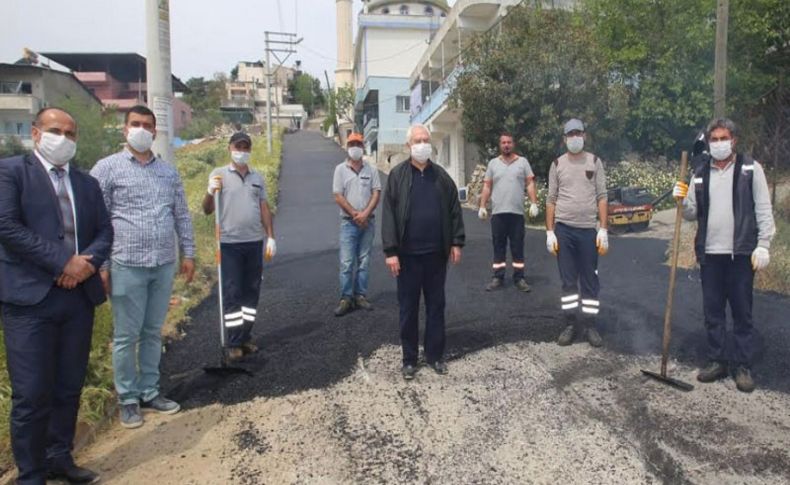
90, 149, 195, 268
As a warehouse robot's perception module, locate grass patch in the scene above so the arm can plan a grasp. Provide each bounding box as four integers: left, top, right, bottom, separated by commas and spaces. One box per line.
0, 131, 282, 473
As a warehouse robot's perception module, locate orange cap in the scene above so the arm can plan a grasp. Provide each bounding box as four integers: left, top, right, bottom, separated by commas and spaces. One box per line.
347, 132, 364, 144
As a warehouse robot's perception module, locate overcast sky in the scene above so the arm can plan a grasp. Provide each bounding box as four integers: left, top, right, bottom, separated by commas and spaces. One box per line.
1, 0, 445, 83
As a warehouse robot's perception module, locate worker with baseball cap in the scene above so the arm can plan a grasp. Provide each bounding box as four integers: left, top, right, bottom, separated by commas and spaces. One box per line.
545, 118, 609, 347
332, 132, 382, 316
203, 132, 276, 360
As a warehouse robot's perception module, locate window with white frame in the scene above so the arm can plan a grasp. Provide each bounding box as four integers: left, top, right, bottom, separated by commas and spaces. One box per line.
396, 96, 410, 113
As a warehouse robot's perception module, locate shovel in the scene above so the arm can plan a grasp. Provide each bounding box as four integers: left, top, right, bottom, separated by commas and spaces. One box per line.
641, 151, 694, 392
204, 190, 252, 376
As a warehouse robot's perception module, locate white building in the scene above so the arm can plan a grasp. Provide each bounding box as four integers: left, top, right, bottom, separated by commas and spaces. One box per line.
223, 61, 305, 128
336, 0, 450, 159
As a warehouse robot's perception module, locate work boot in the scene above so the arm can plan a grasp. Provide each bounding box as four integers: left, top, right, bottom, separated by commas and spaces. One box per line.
334, 297, 354, 317
141, 395, 181, 415
586, 327, 603, 347
241, 342, 259, 354
401, 364, 418, 381
734, 366, 756, 393
514, 279, 532, 293
227, 347, 245, 361
485, 277, 504, 291
354, 295, 373, 311
557, 324, 576, 346
119, 402, 143, 429
696, 361, 728, 383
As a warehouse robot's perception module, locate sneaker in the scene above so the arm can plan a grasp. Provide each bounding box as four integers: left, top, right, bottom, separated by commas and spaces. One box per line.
696, 361, 728, 383
241, 342, 259, 354
485, 278, 504, 291
334, 298, 354, 317
734, 366, 755, 393
557, 324, 575, 346
119, 402, 143, 429
141, 395, 181, 415
428, 360, 448, 375
514, 279, 532, 293
227, 347, 245, 361
586, 327, 603, 347
354, 295, 373, 311
401, 364, 418, 381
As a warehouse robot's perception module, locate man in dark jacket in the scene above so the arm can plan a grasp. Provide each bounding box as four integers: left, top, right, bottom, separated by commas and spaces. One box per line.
674, 117, 775, 393
0, 107, 112, 484
381, 123, 465, 380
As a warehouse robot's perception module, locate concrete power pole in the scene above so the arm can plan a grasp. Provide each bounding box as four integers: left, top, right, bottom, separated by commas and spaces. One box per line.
264, 31, 302, 154
145, 0, 174, 162
713, 0, 729, 118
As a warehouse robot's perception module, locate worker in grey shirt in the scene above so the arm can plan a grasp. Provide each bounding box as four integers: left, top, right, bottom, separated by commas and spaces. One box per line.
203, 132, 276, 361
332, 132, 382, 316
478, 132, 539, 292
545, 118, 609, 348
673, 117, 775, 393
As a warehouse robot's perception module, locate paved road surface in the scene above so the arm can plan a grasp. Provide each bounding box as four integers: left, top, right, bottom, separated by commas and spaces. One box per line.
76, 130, 790, 484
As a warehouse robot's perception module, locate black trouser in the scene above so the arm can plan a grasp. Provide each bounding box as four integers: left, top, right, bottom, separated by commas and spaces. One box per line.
397, 252, 448, 365
700, 254, 755, 367
491, 213, 525, 281
1, 287, 95, 485
555, 222, 600, 326
220, 241, 264, 348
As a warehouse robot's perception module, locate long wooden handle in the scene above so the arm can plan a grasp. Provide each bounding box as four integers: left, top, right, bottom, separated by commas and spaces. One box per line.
661, 151, 689, 376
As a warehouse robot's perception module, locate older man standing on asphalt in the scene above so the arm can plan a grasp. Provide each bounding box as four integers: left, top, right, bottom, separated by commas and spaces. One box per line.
0, 107, 112, 485
478, 132, 540, 292
673, 117, 775, 393
382, 124, 465, 380
90, 105, 196, 429
332, 132, 381, 317
545, 118, 609, 348
203, 132, 276, 360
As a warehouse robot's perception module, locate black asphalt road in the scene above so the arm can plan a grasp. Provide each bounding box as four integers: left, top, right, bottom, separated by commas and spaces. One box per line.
162, 129, 790, 408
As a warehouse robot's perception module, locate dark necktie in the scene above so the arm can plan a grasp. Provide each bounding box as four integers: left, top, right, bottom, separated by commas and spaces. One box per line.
51, 167, 76, 254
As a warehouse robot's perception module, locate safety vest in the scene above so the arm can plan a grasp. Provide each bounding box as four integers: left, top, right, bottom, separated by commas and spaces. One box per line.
692, 153, 758, 264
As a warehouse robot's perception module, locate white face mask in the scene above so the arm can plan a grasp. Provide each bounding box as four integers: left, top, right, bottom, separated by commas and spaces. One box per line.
709, 140, 733, 161
566, 136, 584, 154
231, 151, 250, 165
37, 132, 77, 166
347, 146, 364, 161
410, 142, 432, 164
126, 126, 154, 152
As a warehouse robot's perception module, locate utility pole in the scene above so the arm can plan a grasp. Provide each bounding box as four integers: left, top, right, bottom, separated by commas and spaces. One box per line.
265, 31, 302, 154
145, 0, 174, 162
713, 0, 729, 118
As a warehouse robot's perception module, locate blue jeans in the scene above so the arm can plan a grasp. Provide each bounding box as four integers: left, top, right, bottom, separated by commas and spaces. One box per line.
110, 261, 176, 405
339, 218, 375, 299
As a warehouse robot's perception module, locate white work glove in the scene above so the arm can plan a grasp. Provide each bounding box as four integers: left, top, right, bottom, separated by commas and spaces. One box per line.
546, 230, 558, 256
528, 202, 539, 218
207, 176, 222, 195
478, 207, 489, 220
672, 181, 689, 200
596, 228, 609, 256
751, 247, 770, 271
265, 237, 277, 261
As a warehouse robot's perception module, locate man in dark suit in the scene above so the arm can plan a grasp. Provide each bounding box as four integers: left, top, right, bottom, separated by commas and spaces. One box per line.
0, 107, 112, 485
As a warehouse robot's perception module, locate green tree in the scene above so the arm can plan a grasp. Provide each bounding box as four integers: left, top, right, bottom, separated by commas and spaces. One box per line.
452, 4, 626, 177
181, 73, 228, 139
58, 97, 123, 169
288, 72, 326, 115
323, 85, 356, 132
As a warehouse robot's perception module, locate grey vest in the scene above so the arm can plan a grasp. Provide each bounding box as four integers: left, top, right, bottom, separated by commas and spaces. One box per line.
693, 153, 758, 263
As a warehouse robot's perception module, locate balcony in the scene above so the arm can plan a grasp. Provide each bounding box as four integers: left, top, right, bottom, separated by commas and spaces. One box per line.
0, 94, 41, 113
410, 66, 462, 125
